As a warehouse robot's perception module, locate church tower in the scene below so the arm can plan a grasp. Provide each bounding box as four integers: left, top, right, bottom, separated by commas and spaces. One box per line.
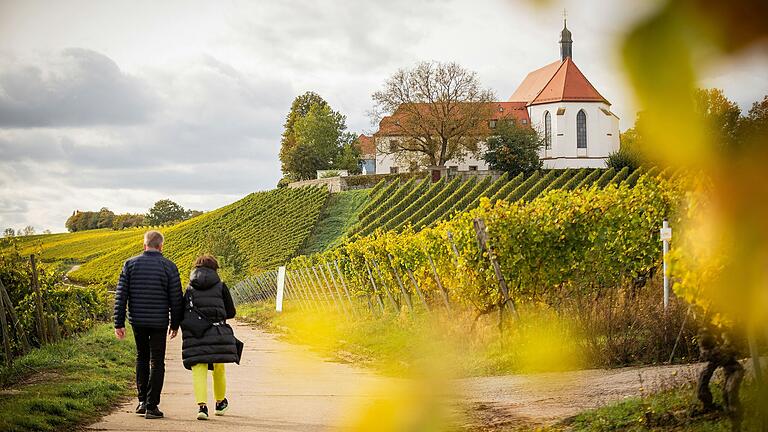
508, 19, 621, 169
560, 18, 573, 60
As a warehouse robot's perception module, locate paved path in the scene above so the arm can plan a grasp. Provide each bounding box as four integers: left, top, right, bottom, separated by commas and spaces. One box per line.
87, 321, 392, 431
88, 320, 759, 431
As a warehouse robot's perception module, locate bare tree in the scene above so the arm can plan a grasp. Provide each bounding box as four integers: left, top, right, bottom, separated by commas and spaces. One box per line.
372, 61, 496, 167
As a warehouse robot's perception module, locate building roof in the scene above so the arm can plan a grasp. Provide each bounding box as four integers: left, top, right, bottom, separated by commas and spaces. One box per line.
508, 57, 609, 106
356, 134, 376, 156
375, 101, 530, 137
508, 60, 563, 103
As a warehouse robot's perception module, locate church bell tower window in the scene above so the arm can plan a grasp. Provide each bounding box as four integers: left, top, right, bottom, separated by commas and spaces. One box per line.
544, 111, 552, 149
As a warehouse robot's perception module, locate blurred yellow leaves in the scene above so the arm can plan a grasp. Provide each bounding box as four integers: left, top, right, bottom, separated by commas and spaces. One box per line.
620, 0, 768, 332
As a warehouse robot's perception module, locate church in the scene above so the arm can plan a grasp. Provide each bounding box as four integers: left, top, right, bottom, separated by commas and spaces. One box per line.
367, 21, 620, 174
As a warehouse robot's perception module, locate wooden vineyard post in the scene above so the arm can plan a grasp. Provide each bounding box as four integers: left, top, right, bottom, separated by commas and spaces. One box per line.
331, 260, 357, 316
405, 269, 430, 311
472, 218, 518, 320
287, 271, 311, 311
426, 253, 451, 309
446, 231, 462, 265
387, 255, 413, 312
0, 279, 29, 353
364, 260, 386, 313
296, 270, 318, 311
29, 255, 49, 344
0, 285, 13, 366
323, 261, 354, 317
317, 265, 346, 317
285, 271, 310, 311
301, 267, 327, 311
371, 258, 399, 311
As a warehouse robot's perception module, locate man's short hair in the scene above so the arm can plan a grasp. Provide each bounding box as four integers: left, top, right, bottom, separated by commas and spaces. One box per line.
144, 230, 164, 249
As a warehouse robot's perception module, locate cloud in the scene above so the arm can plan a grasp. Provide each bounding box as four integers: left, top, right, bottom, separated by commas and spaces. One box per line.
0, 51, 293, 231
0, 49, 157, 127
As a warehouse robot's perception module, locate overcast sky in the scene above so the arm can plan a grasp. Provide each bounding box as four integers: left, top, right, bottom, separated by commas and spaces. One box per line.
1, 0, 766, 233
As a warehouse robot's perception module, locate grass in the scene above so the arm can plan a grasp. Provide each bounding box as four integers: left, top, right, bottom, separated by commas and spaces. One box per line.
236, 301, 587, 377
562, 380, 763, 431
299, 189, 370, 255
0, 324, 135, 432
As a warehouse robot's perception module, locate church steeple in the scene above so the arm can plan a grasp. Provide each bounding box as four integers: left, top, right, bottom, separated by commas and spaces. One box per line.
559, 12, 572, 61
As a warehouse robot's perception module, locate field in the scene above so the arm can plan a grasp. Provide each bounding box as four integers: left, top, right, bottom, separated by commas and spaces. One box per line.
347, 166, 651, 239
2, 186, 330, 285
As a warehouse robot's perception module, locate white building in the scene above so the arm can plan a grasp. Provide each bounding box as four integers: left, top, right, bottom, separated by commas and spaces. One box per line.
369, 21, 620, 174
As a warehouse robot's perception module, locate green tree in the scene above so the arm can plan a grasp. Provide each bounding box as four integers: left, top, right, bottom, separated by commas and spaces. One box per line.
146, 199, 187, 225
483, 120, 543, 175
279, 92, 330, 178
693, 88, 741, 150
738, 94, 768, 145
96, 207, 115, 229
337, 136, 362, 174
282, 102, 359, 180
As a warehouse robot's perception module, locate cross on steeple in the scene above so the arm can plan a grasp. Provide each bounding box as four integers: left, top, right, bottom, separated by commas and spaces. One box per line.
559, 10, 573, 60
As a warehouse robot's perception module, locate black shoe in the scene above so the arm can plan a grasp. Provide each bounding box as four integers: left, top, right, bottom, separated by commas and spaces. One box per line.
144, 406, 164, 419
215, 398, 228, 416
135, 402, 146, 415
197, 404, 209, 420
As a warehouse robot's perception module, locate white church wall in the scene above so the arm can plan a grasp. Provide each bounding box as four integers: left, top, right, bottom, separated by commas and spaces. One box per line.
529, 101, 619, 169
373, 136, 490, 174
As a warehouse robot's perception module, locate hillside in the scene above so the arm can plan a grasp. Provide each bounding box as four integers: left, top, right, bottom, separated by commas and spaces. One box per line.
2, 167, 662, 285
345, 166, 651, 239
3, 186, 330, 285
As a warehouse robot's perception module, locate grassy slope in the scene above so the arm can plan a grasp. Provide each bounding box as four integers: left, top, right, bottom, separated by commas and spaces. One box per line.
0, 187, 330, 286
299, 189, 370, 255
0, 324, 135, 432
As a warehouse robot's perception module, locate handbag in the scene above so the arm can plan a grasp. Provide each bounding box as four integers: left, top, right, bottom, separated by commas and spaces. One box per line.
180, 292, 212, 339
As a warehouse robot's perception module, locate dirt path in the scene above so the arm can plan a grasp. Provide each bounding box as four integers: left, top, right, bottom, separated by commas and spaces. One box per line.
87, 319, 715, 431
87, 321, 393, 431
457, 363, 702, 428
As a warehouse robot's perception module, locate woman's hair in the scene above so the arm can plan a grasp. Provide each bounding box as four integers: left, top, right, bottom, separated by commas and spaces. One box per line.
194, 254, 219, 270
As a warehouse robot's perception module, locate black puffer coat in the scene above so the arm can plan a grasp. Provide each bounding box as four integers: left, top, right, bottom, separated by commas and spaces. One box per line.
113, 251, 184, 330
181, 267, 238, 370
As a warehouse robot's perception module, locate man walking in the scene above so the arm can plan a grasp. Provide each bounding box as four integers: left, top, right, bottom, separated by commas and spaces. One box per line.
114, 230, 184, 419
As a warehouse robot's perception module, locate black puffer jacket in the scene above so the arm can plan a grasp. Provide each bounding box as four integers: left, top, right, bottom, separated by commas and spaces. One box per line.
113, 251, 184, 330
181, 267, 238, 370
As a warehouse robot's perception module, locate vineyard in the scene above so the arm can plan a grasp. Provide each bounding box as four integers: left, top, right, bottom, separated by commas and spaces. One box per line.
345, 166, 655, 240
233, 170, 695, 366
2, 187, 330, 286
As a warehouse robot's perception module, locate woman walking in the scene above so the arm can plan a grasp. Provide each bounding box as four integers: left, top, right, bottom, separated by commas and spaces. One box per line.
181, 255, 238, 420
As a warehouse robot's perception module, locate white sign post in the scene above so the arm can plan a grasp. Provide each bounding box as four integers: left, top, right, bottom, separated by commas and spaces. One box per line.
660, 220, 672, 310
275, 266, 286, 312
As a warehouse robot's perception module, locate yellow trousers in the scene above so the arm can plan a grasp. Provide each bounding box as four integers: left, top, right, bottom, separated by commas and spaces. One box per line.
191, 363, 226, 404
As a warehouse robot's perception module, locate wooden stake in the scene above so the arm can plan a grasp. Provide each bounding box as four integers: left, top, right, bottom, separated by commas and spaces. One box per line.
426, 253, 451, 309
0, 287, 13, 366
0, 279, 29, 353
364, 260, 386, 313
387, 255, 413, 312
30, 255, 49, 344
405, 269, 430, 311
472, 218, 518, 319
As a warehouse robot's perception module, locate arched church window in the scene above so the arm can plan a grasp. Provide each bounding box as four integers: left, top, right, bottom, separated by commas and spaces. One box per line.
544, 111, 552, 149
576, 110, 587, 149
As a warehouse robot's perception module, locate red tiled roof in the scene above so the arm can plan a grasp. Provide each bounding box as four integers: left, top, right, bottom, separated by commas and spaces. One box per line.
356, 134, 376, 156
375, 101, 530, 137
508, 60, 562, 103
509, 58, 609, 106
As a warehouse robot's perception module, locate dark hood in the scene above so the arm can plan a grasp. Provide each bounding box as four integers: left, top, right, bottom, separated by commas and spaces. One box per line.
189, 267, 221, 290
